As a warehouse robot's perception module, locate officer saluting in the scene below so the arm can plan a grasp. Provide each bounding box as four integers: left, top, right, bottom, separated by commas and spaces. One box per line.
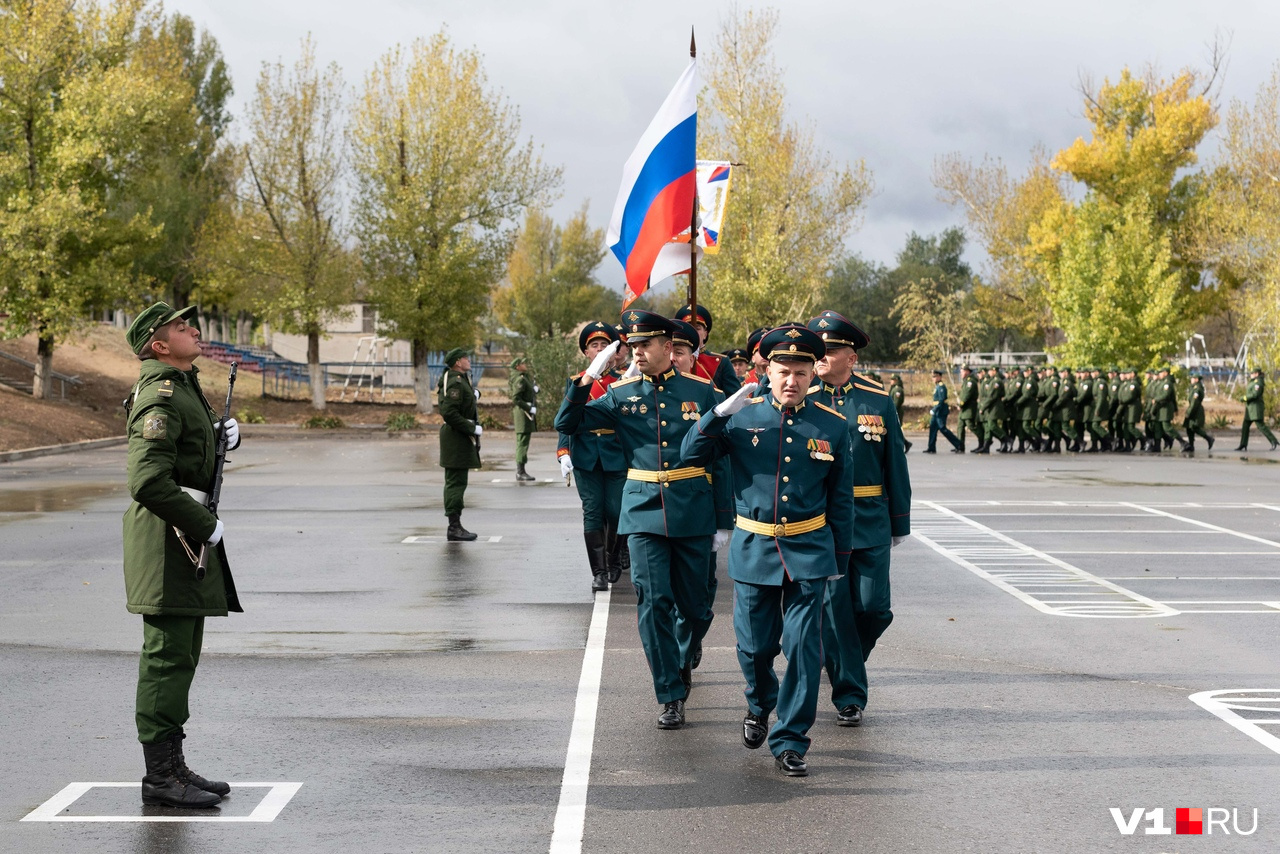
555, 310, 722, 729
123, 303, 241, 808
681, 325, 854, 777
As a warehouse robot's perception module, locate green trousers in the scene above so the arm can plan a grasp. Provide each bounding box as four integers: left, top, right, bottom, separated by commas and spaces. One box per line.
1184, 418, 1211, 444
137, 615, 204, 744
629, 533, 713, 703
443, 467, 469, 515
514, 429, 531, 465
573, 466, 625, 532
957, 413, 982, 447
982, 417, 1005, 441
822, 568, 868, 712
1240, 419, 1278, 447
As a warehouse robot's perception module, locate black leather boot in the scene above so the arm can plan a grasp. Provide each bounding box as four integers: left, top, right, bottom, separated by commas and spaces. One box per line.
604, 520, 624, 584
586, 530, 608, 591
141, 737, 222, 808
174, 731, 230, 796
515, 463, 535, 483
447, 513, 478, 542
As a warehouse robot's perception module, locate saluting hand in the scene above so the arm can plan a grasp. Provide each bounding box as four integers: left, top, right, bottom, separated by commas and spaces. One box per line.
714, 382, 759, 417
622, 358, 642, 379
584, 340, 621, 381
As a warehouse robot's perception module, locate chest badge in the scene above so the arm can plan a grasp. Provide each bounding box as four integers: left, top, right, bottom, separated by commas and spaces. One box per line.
681, 401, 701, 421
638, 403, 648, 414
807, 438, 834, 461
857, 414, 886, 442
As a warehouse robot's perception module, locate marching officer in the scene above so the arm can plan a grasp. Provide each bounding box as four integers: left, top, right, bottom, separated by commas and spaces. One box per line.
1016, 366, 1039, 452
1183, 373, 1214, 453
1087, 367, 1111, 451
807, 311, 911, 728
977, 365, 1007, 453
1077, 366, 1097, 450
1236, 367, 1278, 451
681, 325, 854, 777
1041, 367, 1063, 452
509, 355, 537, 482
675, 303, 742, 394
438, 348, 482, 541
123, 303, 241, 808
555, 310, 721, 729
556, 322, 628, 592
888, 373, 911, 452
1151, 366, 1186, 451
956, 365, 981, 451
924, 370, 963, 453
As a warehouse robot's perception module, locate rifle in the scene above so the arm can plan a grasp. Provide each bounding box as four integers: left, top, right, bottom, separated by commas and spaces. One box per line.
196, 362, 238, 581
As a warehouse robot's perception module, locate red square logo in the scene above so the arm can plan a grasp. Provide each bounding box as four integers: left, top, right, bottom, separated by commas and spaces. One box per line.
1176, 808, 1203, 835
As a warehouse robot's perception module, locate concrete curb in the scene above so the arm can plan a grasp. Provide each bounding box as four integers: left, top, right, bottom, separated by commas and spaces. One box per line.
0, 435, 127, 463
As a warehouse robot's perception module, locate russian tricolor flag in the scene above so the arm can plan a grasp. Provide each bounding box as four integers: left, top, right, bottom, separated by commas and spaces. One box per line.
607, 60, 698, 307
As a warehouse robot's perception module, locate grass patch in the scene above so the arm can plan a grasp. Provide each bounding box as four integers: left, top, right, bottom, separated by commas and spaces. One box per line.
385, 412, 419, 431
302, 415, 346, 429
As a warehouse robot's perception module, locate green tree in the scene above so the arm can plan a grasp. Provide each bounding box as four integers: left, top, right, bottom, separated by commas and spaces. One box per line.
492, 203, 609, 338
203, 37, 354, 410
892, 276, 984, 384
350, 31, 560, 413
0, 0, 189, 398
698, 6, 872, 342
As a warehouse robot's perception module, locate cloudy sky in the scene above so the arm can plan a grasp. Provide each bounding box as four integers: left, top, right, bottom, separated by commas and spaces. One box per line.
167, 0, 1280, 282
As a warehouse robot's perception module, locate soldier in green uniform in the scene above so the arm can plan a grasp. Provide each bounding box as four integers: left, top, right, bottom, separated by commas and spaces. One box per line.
509, 356, 537, 482
1039, 367, 1061, 452
1140, 369, 1158, 450
1057, 368, 1081, 452
123, 303, 241, 808
807, 312, 911, 728
1016, 366, 1039, 452
557, 322, 628, 592
977, 365, 1007, 453
888, 373, 911, 452
1086, 368, 1110, 451
1151, 366, 1186, 451
438, 348, 482, 541
556, 311, 722, 729
1236, 367, 1278, 450
1006, 367, 1024, 450
1106, 367, 1122, 442
1076, 367, 1096, 451
681, 325, 854, 776
924, 370, 963, 453
1117, 369, 1143, 451
1182, 373, 1214, 453
956, 365, 982, 451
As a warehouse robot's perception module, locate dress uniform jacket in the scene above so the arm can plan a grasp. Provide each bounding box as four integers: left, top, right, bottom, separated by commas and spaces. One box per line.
1185, 382, 1205, 427
979, 374, 1005, 423
808, 376, 910, 548
556, 374, 626, 471
1017, 374, 1039, 421
124, 361, 241, 616
1153, 376, 1178, 422
1245, 376, 1267, 421
438, 368, 481, 469
959, 374, 980, 420
1078, 376, 1096, 423
680, 396, 854, 584
696, 351, 742, 396
555, 368, 722, 537
511, 372, 537, 432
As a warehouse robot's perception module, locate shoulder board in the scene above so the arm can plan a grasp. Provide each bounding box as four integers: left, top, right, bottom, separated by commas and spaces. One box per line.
747, 397, 766, 405
853, 382, 889, 396
680, 371, 713, 384
813, 401, 846, 420
852, 371, 884, 388
156, 379, 174, 398
612, 375, 643, 387
806, 384, 822, 395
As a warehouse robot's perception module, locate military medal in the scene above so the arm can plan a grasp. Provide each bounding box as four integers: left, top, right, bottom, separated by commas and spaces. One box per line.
807, 438, 834, 460
857, 414, 886, 442
639, 404, 648, 414
681, 401, 700, 421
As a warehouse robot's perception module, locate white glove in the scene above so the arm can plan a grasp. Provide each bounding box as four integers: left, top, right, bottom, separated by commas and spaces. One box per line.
714, 382, 759, 417
622, 358, 642, 379
585, 340, 621, 380
474, 389, 480, 399
217, 417, 240, 449
559, 455, 574, 478
533, 384, 540, 393
474, 425, 484, 437
712, 530, 731, 551
529, 406, 537, 415
892, 535, 907, 548
207, 519, 224, 546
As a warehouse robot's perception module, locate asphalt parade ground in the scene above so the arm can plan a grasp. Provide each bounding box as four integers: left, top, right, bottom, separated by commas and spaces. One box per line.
2, 432, 1278, 853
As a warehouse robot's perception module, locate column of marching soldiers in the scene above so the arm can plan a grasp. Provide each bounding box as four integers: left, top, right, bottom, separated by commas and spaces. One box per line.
552, 305, 910, 778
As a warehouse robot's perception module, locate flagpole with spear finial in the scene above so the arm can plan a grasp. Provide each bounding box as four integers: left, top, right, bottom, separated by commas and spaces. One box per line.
687, 26, 698, 316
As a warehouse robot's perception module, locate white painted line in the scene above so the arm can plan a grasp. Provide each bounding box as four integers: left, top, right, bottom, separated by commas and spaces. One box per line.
947, 513, 1152, 517
1190, 690, 1280, 756
21, 782, 303, 822
1045, 551, 1278, 555
549, 588, 611, 854
1254, 504, 1280, 514
1104, 577, 1280, 580
1121, 503, 1280, 550
401, 536, 502, 543
997, 530, 1223, 534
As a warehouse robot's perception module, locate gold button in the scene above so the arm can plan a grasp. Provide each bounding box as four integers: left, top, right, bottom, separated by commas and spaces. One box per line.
658, 386, 664, 392
781, 517, 788, 523
663, 462, 670, 468
784, 456, 791, 462
660, 403, 666, 408
781, 495, 789, 502
661, 420, 667, 426
787, 419, 793, 425
661, 441, 667, 447
663, 482, 669, 487
786, 437, 792, 443
783, 476, 789, 482
839, 400, 845, 406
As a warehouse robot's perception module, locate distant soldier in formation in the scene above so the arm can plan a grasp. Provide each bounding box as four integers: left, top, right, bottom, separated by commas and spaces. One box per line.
888, 373, 911, 452
924, 369, 963, 453
509, 355, 537, 482
1141, 369, 1157, 449
439, 348, 483, 541
1182, 373, 1214, 453
1149, 366, 1186, 452
956, 365, 981, 452
1086, 368, 1110, 451
976, 365, 1007, 453
1016, 366, 1039, 452
1106, 367, 1122, 442
1057, 368, 1081, 452
1039, 366, 1061, 451
1236, 367, 1277, 451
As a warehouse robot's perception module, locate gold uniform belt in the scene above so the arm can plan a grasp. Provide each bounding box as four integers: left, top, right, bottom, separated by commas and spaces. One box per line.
853, 484, 883, 498
736, 514, 827, 538
627, 466, 709, 485
590, 429, 615, 435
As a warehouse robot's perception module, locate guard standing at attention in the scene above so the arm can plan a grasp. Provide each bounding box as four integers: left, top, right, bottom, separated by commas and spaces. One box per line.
956, 365, 981, 452
681, 325, 854, 777
509, 355, 537, 482
807, 311, 911, 728
555, 310, 722, 729
438, 348, 482, 541
1182, 373, 1214, 453
557, 322, 628, 592
1236, 367, 1278, 451
124, 303, 241, 808
924, 370, 963, 453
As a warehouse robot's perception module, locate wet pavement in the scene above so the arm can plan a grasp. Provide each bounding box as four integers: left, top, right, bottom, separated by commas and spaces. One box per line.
2, 433, 1279, 852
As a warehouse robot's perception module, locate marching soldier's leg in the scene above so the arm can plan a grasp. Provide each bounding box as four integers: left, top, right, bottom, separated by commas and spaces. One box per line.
603, 470, 627, 583
956, 415, 967, 448
575, 467, 609, 589
822, 570, 868, 723
1260, 420, 1279, 447
853, 543, 893, 660
770, 578, 824, 761
670, 534, 714, 678
1237, 420, 1251, 450
629, 533, 690, 709
734, 579, 782, 724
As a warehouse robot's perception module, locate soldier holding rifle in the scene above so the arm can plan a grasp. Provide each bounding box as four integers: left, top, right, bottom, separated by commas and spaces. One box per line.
123, 303, 242, 808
